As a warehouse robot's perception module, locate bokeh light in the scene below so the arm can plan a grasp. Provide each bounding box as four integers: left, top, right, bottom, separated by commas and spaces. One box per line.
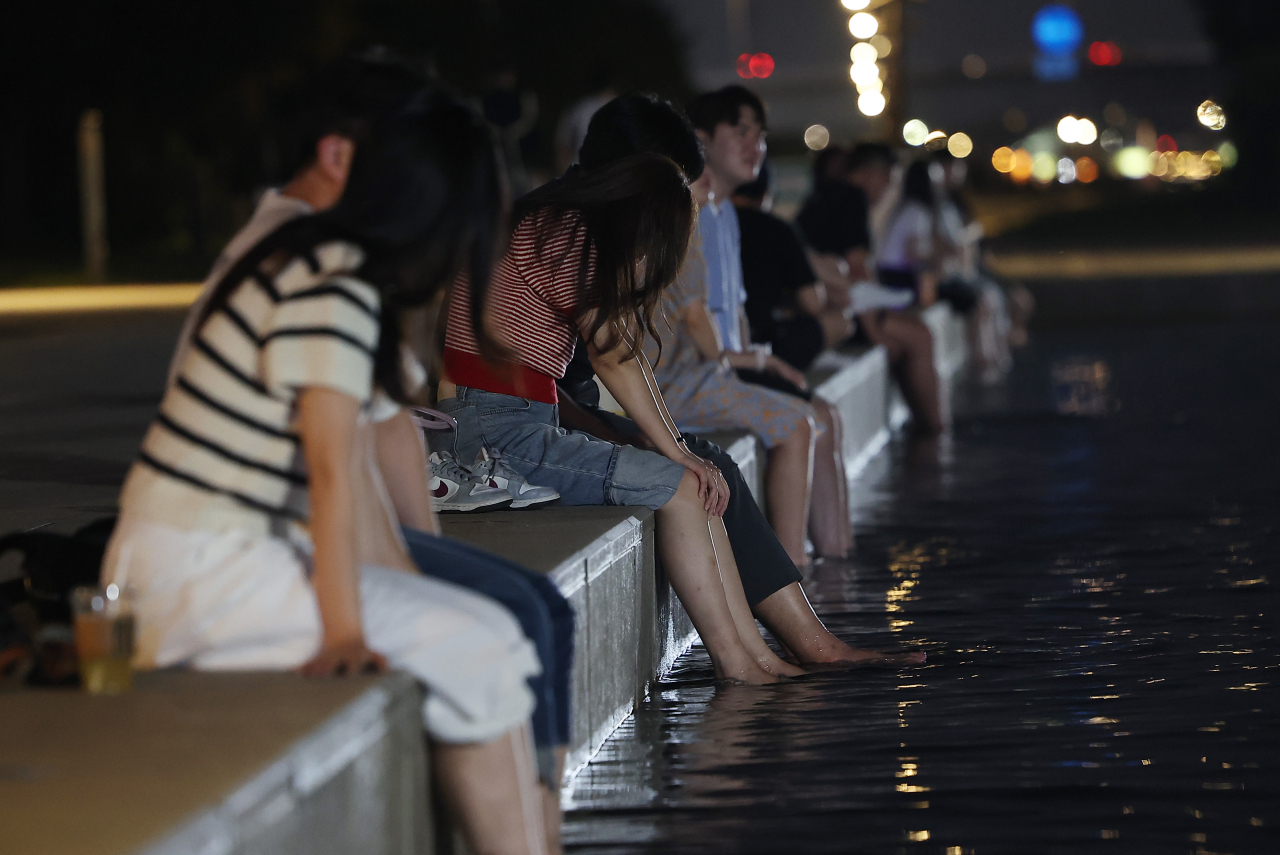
961, 55, 986, 79
850, 60, 881, 87
1075, 156, 1099, 183
991, 146, 1016, 173
851, 42, 878, 64
748, 53, 775, 78
1156, 134, 1178, 153
947, 132, 973, 158
1057, 115, 1079, 143
1099, 128, 1123, 152
903, 119, 930, 146
869, 34, 892, 56
1148, 151, 1170, 178
1088, 41, 1122, 66
857, 77, 884, 94
1057, 157, 1077, 184
804, 124, 831, 151
735, 54, 753, 79
848, 12, 878, 39
1197, 100, 1226, 131
1075, 118, 1098, 145
1114, 146, 1150, 179
1218, 141, 1238, 168
1032, 151, 1058, 183
857, 89, 886, 117
840, 0, 870, 9
1202, 150, 1223, 175
1033, 5, 1084, 56
1011, 148, 1034, 183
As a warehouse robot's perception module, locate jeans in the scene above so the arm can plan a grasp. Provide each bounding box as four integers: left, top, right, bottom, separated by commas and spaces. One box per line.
434, 386, 686, 510
401, 526, 574, 785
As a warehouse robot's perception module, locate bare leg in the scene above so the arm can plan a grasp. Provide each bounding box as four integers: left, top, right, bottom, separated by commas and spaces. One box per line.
708, 518, 807, 677
542, 747, 565, 854
865, 311, 944, 435
753, 582, 926, 665
806, 399, 852, 558
434, 724, 548, 855
1006, 282, 1034, 347
657, 472, 778, 684
765, 415, 815, 567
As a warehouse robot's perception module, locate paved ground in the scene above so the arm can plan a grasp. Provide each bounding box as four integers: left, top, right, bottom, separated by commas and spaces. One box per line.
0, 310, 184, 554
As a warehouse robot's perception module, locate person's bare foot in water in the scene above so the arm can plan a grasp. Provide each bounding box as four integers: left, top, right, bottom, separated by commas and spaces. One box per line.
712, 649, 782, 685
803, 647, 927, 667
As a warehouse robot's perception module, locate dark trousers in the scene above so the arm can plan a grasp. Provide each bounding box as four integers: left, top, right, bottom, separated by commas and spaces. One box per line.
593, 409, 802, 606
400, 527, 574, 773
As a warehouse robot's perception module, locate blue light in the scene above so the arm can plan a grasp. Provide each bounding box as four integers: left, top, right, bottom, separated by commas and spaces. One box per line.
1033, 5, 1084, 57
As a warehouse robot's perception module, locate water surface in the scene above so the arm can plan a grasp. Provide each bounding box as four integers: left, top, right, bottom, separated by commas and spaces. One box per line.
565, 322, 1278, 854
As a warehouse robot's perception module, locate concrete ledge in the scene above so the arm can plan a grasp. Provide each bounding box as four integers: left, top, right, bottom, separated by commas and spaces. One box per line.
440, 506, 691, 779
1, 671, 430, 855
2, 307, 967, 854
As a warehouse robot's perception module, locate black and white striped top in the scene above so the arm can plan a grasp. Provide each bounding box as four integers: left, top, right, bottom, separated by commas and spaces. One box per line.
119, 241, 380, 536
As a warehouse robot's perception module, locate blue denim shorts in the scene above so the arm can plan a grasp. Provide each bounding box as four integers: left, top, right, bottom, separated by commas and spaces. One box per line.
433, 387, 685, 510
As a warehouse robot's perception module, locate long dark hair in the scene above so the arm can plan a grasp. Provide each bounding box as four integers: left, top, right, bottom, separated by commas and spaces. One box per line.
577, 93, 703, 181
197, 86, 506, 401
511, 151, 693, 359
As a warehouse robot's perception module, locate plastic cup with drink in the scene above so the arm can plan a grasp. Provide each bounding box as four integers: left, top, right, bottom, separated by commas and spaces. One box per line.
70, 583, 136, 694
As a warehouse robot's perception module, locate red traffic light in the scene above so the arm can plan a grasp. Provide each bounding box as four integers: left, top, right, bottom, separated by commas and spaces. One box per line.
736, 52, 775, 79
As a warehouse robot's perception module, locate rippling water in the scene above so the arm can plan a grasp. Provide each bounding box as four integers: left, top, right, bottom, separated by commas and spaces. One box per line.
564, 322, 1278, 854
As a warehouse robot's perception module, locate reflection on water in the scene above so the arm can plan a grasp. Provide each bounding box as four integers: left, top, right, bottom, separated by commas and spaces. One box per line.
565, 323, 1279, 854
1052, 356, 1113, 415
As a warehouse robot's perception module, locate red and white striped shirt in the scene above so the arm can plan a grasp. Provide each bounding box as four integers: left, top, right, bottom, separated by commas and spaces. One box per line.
445, 208, 596, 403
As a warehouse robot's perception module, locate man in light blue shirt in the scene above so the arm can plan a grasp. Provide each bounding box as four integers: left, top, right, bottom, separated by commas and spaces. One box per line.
687, 86, 767, 352
698, 194, 747, 351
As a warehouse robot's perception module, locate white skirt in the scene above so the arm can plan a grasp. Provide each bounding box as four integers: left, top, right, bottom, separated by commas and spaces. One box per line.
102, 517, 540, 744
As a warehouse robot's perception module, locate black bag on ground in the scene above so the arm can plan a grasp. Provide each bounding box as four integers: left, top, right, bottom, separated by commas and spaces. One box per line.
0, 517, 117, 624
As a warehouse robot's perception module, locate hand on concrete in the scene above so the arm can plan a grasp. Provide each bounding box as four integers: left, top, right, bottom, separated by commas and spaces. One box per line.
300, 638, 388, 677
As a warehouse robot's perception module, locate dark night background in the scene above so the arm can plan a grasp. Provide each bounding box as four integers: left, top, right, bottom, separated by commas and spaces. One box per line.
1, 0, 1278, 284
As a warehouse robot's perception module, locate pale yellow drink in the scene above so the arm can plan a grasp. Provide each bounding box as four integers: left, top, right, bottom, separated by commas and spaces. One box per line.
71, 587, 135, 694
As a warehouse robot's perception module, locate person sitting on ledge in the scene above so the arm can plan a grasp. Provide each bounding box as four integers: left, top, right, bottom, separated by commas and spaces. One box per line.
553, 92, 924, 668
105, 77, 554, 855
434, 137, 803, 685
797, 143, 946, 436
168, 54, 575, 849
684, 86, 854, 560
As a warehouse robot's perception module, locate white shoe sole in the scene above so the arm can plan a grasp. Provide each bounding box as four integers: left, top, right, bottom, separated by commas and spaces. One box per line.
508, 493, 560, 510
436, 494, 513, 513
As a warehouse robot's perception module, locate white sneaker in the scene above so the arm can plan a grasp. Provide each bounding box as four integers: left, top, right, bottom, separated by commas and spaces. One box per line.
848, 281, 916, 315
429, 451, 512, 512
471, 448, 560, 509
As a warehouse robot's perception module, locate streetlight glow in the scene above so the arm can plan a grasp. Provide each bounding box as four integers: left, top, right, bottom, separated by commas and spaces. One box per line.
947, 133, 974, 158
858, 89, 886, 117
903, 119, 929, 146
848, 12, 878, 39
851, 42, 878, 64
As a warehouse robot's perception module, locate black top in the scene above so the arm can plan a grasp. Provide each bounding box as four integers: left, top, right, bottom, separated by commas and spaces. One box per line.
794, 179, 871, 256
558, 339, 600, 408
736, 205, 817, 340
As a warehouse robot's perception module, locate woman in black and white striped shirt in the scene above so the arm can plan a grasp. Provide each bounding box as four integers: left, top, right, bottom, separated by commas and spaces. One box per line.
103, 88, 550, 855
